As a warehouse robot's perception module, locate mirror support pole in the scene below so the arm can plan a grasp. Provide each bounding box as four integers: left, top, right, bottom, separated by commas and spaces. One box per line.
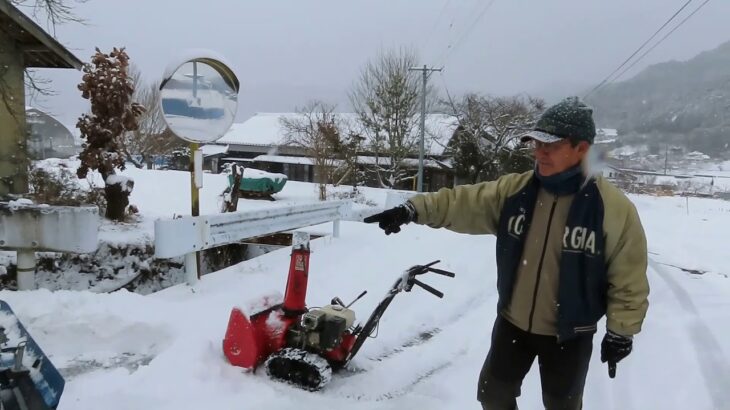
159, 53, 240, 286
189, 142, 202, 283
190, 142, 201, 217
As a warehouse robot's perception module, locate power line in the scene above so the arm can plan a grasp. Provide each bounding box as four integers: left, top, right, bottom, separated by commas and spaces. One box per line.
609, 0, 712, 85
584, 0, 695, 98
434, 0, 498, 67
422, 0, 454, 49
431, 1, 483, 65
436, 0, 497, 66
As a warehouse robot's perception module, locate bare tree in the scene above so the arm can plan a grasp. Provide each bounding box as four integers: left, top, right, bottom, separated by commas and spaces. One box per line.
13, 0, 87, 99
334, 119, 367, 190
445, 94, 545, 183
350, 47, 432, 189
76, 47, 144, 221
120, 66, 183, 168
11, 0, 86, 29
280, 101, 345, 200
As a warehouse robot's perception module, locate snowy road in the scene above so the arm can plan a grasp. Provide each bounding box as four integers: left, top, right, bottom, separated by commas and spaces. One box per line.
1, 176, 730, 409
2, 220, 729, 409
649, 258, 730, 409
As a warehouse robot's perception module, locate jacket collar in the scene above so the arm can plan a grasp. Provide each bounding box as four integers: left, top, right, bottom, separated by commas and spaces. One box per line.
534, 163, 585, 196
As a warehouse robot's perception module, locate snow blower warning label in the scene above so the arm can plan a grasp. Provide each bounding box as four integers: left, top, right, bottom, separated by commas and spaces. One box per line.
295, 255, 305, 271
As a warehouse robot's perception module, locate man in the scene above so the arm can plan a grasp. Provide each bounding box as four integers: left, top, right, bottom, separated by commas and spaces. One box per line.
364, 97, 649, 409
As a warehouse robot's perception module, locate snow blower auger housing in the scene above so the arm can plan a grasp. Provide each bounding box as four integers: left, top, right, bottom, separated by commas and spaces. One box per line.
222, 231, 455, 391
1, 301, 66, 410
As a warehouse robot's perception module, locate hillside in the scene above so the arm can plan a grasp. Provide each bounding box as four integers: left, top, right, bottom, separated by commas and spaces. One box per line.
587, 40, 730, 155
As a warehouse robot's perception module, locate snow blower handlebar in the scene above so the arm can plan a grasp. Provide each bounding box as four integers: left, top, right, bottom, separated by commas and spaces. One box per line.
399, 260, 456, 298
345, 260, 455, 364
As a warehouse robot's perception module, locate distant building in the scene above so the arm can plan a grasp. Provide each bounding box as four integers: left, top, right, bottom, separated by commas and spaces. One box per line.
685, 151, 710, 161
203, 112, 459, 191
595, 128, 619, 145
25, 107, 78, 159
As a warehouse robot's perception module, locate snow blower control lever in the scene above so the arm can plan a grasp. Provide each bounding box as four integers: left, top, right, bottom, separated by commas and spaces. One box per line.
222, 232, 455, 391
344, 260, 455, 365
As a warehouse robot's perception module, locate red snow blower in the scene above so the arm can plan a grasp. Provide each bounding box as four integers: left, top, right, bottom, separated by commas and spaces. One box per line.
222, 231, 455, 390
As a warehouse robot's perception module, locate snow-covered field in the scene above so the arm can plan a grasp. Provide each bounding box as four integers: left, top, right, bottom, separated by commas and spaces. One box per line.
1, 166, 730, 409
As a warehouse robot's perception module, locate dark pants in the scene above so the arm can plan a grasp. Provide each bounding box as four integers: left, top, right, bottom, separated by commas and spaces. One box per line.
477, 315, 593, 410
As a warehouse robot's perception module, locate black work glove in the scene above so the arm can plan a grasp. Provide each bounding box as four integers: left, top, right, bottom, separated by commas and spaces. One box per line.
601, 330, 633, 378
363, 202, 417, 235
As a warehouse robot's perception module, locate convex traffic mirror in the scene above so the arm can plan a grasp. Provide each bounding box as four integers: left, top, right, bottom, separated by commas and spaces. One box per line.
159, 54, 239, 143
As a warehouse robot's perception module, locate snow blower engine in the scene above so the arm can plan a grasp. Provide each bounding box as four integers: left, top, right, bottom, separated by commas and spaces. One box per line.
222, 231, 455, 391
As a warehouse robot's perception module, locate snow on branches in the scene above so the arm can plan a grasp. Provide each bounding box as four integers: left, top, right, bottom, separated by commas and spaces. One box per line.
76, 47, 144, 220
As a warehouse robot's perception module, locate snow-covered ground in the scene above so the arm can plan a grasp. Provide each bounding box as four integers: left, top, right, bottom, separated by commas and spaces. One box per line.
1, 165, 730, 409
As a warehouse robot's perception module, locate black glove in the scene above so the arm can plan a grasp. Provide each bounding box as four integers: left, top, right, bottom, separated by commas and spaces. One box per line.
363, 202, 417, 235
601, 330, 633, 378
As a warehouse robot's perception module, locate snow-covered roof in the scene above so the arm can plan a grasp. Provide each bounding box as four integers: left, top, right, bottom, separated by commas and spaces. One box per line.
597, 128, 618, 137
220, 157, 254, 162
250, 154, 448, 169
200, 144, 228, 157
595, 128, 619, 145
216, 112, 458, 155
423, 114, 459, 155
686, 151, 710, 160
216, 113, 292, 146
24, 106, 74, 135
353, 155, 447, 168
253, 155, 315, 165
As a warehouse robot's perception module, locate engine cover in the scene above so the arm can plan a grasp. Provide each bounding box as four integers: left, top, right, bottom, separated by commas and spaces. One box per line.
318, 305, 355, 328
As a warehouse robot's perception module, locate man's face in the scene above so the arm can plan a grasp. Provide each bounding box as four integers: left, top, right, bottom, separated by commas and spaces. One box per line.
530, 139, 590, 176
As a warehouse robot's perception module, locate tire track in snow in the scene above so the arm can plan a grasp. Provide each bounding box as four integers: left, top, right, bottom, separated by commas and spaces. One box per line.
337, 327, 444, 377
329, 292, 492, 400
339, 290, 490, 372
374, 352, 465, 401
649, 258, 730, 409
60, 353, 154, 379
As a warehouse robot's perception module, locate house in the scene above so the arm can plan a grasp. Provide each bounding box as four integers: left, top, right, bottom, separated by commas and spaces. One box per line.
25, 107, 78, 159
685, 151, 710, 161
203, 112, 460, 191
205, 113, 316, 180
595, 128, 619, 146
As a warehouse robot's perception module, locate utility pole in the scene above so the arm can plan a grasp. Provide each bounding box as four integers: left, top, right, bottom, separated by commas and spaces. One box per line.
409, 65, 442, 192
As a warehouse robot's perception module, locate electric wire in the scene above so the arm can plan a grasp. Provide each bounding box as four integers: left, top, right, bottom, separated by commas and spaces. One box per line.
422, 0, 454, 49
433, 0, 498, 67
608, 0, 712, 86
584, 0, 695, 98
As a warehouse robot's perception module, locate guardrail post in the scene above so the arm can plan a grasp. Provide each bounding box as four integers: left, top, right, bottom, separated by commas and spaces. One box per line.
16, 250, 36, 291
333, 218, 340, 238
185, 252, 199, 285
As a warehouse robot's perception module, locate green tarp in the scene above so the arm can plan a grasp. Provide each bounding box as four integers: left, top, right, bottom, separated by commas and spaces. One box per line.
227, 174, 287, 194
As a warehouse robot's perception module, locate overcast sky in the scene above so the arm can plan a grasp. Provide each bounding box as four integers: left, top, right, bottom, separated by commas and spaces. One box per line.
22, 0, 730, 132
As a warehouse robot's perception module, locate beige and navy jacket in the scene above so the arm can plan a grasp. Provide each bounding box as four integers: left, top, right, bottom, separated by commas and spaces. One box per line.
408, 170, 649, 341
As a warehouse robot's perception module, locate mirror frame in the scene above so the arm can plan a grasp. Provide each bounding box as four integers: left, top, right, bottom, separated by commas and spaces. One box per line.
159, 51, 240, 144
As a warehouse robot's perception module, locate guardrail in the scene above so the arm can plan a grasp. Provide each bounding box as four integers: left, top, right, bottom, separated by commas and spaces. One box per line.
154, 200, 353, 284
0, 203, 99, 290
